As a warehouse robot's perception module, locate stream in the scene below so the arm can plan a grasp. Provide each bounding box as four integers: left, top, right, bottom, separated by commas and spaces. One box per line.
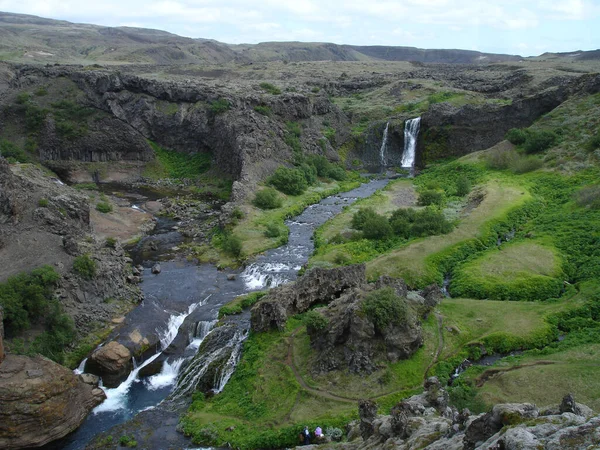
49, 177, 390, 449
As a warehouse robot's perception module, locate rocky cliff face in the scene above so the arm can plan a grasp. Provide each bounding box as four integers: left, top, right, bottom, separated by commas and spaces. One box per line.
0, 159, 141, 336
0, 354, 106, 449
0, 307, 5, 364
330, 380, 600, 450
417, 73, 600, 165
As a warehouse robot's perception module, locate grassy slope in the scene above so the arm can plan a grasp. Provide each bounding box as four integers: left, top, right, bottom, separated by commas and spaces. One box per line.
366, 178, 530, 286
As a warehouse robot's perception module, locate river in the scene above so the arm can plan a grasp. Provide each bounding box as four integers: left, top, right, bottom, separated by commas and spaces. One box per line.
48, 177, 390, 449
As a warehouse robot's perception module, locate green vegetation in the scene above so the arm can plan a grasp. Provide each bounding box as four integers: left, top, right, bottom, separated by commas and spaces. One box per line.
254, 105, 272, 116
451, 242, 564, 301
361, 287, 410, 332
417, 189, 444, 206
144, 142, 212, 180
0, 266, 76, 363
575, 184, 600, 209
220, 232, 243, 258
304, 310, 328, 332
73, 254, 97, 279
119, 435, 137, 448
73, 182, 98, 190
219, 291, 267, 318
209, 98, 231, 114
0, 139, 30, 163
284, 121, 302, 155
253, 188, 283, 209
38, 198, 49, 207
95, 201, 113, 213
259, 82, 281, 95
269, 167, 308, 195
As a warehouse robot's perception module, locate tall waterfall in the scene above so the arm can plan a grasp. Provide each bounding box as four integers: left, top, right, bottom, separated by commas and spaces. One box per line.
401, 117, 421, 169
379, 122, 390, 169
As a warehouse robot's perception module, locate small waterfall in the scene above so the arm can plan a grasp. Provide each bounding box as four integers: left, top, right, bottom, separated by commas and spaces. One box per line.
379, 122, 390, 169
187, 320, 218, 350
93, 297, 208, 413
73, 358, 88, 375
401, 117, 421, 169
241, 262, 288, 290
145, 358, 186, 391
171, 328, 248, 400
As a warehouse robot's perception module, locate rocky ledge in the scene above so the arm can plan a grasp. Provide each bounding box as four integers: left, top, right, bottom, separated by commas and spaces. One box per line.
314, 379, 599, 450
0, 353, 106, 449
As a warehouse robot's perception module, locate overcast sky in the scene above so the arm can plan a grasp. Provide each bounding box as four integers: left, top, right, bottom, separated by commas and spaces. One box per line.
1, 0, 598, 56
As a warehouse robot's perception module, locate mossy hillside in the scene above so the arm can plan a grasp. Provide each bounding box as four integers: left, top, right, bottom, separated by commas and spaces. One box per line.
143, 141, 212, 180
366, 177, 532, 287
451, 241, 564, 301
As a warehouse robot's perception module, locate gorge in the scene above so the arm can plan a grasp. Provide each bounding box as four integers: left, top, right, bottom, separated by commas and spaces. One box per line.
0, 10, 600, 450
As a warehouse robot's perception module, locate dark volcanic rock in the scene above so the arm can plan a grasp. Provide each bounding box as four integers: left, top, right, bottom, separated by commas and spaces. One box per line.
251, 264, 366, 332
0, 354, 106, 449
358, 399, 378, 440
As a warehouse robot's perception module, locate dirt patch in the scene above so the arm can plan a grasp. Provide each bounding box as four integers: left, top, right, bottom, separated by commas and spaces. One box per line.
391, 183, 418, 208
91, 205, 154, 241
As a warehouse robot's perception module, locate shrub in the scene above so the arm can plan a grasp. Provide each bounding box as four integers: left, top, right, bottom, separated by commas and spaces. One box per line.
259, 82, 281, 95
485, 147, 519, 170
73, 254, 96, 279
209, 98, 231, 114
34, 87, 48, 96
253, 188, 283, 209
362, 214, 393, 240
105, 237, 117, 248
455, 177, 471, 196
362, 287, 409, 333
351, 207, 378, 231
522, 130, 558, 154
96, 201, 112, 213
15, 92, 31, 104
253, 105, 272, 116
269, 167, 308, 195
410, 208, 453, 237
299, 163, 317, 185
575, 185, 600, 209
38, 198, 49, 207
585, 133, 600, 152
418, 190, 444, 206
327, 165, 347, 181
222, 233, 243, 258
304, 310, 328, 333
325, 427, 343, 441
119, 435, 138, 448
0, 140, 29, 163
505, 128, 528, 145
510, 156, 543, 174
0, 266, 61, 336
264, 222, 282, 238
231, 207, 244, 220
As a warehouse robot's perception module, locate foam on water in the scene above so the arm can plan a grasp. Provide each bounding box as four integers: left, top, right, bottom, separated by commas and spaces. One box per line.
145, 358, 185, 391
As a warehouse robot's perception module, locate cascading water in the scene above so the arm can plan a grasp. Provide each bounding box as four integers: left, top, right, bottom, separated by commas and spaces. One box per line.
379, 121, 390, 169
401, 117, 421, 170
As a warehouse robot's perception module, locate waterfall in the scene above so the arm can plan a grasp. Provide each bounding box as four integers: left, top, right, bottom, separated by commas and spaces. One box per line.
73, 358, 88, 375
379, 122, 390, 169
171, 328, 248, 401
401, 117, 421, 169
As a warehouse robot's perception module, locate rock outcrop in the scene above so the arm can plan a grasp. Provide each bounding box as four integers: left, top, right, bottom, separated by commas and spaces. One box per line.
338, 383, 599, 450
251, 266, 436, 374
0, 354, 106, 449
86, 341, 133, 388
251, 264, 367, 332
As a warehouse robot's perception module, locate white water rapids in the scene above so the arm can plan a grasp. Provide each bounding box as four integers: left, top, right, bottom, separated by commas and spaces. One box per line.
401, 117, 421, 169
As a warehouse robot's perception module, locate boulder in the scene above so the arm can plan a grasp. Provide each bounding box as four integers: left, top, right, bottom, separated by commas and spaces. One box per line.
251, 264, 366, 332
0, 354, 106, 449
151, 263, 161, 274
358, 399, 378, 440
78, 373, 100, 386
86, 341, 133, 387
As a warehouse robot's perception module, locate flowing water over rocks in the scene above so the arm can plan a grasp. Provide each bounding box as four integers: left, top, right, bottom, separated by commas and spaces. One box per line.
401, 117, 421, 171
48, 177, 390, 449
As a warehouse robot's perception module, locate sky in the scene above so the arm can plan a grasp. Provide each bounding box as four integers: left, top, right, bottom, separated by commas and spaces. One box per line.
0, 0, 599, 56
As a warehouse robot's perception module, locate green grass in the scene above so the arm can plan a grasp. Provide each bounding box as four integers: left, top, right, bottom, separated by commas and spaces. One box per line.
451, 241, 564, 301
143, 141, 212, 180
366, 178, 531, 287
181, 320, 355, 449
219, 291, 267, 318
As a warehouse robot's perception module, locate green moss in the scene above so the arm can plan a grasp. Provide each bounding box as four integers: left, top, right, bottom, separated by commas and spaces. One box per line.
144, 141, 212, 180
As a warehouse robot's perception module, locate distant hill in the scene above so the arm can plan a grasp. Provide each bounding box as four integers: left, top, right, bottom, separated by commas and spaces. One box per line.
0, 11, 528, 65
